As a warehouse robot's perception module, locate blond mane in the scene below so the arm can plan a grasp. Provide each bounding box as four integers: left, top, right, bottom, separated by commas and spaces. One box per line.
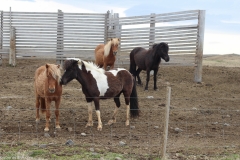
46, 64, 61, 84
104, 38, 119, 57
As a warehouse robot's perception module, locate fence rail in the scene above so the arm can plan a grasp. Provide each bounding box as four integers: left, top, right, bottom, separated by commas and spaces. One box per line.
0, 9, 205, 81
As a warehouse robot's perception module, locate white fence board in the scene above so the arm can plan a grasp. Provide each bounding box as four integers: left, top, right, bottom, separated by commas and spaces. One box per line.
0, 10, 205, 68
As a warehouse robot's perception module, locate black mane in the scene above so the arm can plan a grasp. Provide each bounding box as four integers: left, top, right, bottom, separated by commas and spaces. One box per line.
63, 59, 77, 70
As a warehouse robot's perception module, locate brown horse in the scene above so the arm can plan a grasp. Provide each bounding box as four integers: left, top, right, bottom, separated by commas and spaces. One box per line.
60, 58, 139, 131
34, 64, 62, 132
95, 38, 120, 70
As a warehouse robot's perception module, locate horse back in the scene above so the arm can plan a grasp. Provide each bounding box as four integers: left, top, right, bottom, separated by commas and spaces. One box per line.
130, 47, 148, 70
104, 69, 133, 97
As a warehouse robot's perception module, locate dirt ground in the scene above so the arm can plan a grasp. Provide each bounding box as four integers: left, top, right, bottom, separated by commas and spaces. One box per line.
0, 54, 240, 159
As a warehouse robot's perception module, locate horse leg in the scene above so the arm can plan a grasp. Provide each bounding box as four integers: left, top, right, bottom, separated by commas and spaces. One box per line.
86, 102, 94, 127
136, 68, 142, 85
123, 92, 130, 126
103, 63, 107, 70
35, 96, 40, 123
153, 69, 159, 90
108, 95, 121, 125
44, 98, 51, 132
93, 98, 102, 131
145, 69, 150, 91
55, 98, 61, 129
126, 105, 130, 126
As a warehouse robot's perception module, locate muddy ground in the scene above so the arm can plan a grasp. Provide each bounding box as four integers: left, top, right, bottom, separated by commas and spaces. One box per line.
0, 55, 240, 159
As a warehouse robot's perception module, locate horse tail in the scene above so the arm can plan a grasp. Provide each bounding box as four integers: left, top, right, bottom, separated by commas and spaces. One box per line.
130, 77, 140, 118
129, 50, 136, 76
40, 97, 46, 114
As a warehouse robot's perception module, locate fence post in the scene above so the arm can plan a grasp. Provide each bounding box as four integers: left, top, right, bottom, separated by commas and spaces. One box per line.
161, 82, 171, 160
9, 27, 16, 66
113, 13, 122, 68
56, 9, 64, 66
104, 10, 110, 44
0, 11, 3, 66
149, 13, 155, 49
194, 10, 205, 82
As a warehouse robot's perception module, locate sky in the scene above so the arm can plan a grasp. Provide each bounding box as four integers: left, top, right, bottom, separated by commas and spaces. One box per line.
1, 0, 240, 55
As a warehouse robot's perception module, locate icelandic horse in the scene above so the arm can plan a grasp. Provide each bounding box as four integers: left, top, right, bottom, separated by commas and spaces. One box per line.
95, 38, 120, 70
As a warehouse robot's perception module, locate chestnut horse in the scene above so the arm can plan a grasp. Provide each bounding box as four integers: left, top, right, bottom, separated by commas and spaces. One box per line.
34, 64, 62, 132
95, 38, 120, 71
60, 58, 139, 131
129, 42, 170, 91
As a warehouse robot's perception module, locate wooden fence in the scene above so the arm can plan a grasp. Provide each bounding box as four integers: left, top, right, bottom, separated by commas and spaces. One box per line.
0, 9, 205, 82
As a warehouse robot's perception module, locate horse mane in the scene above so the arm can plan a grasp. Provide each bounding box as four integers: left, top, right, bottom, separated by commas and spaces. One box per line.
104, 38, 119, 57
151, 42, 168, 64
66, 58, 105, 74
46, 64, 61, 84
81, 60, 105, 74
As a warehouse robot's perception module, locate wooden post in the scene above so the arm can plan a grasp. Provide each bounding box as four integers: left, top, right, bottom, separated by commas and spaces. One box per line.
0, 11, 2, 48
0, 11, 3, 66
149, 13, 155, 49
56, 9, 64, 65
104, 10, 110, 44
107, 10, 114, 40
9, 27, 16, 66
161, 82, 171, 160
113, 13, 121, 68
194, 10, 205, 82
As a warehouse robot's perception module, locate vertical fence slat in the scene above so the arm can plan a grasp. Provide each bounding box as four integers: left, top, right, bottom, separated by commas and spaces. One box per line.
0, 11, 3, 66
161, 82, 171, 159
56, 9, 64, 65
9, 26, 16, 66
104, 10, 110, 44
149, 13, 155, 48
194, 10, 205, 82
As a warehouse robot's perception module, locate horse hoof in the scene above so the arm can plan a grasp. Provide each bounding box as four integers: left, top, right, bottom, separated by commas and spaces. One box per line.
97, 127, 102, 131
144, 89, 148, 91
44, 128, 49, 132
85, 122, 93, 127
36, 119, 40, 123
108, 119, 116, 125
125, 121, 129, 126
56, 125, 61, 130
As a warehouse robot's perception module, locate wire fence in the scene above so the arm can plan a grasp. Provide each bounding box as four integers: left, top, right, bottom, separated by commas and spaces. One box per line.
1, 93, 240, 159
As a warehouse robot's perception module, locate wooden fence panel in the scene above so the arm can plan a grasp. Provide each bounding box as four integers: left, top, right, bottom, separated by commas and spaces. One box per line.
0, 9, 205, 81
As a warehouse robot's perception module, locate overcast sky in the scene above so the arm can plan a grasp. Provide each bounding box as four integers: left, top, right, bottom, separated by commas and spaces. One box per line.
1, 0, 240, 55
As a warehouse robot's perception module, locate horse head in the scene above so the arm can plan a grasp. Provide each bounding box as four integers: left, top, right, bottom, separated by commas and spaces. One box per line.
46, 64, 61, 93
111, 38, 120, 56
159, 42, 170, 62
60, 59, 79, 85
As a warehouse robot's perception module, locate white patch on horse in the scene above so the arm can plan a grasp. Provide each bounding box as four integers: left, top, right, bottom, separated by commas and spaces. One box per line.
108, 68, 126, 76
79, 60, 109, 96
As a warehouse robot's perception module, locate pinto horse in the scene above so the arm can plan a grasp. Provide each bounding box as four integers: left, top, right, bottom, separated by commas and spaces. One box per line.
60, 58, 139, 131
95, 38, 120, 71
34, 64, 62, 132
129, 42, 170, 91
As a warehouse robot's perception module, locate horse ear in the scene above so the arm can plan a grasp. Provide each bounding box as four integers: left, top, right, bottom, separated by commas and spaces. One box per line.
118, 38, 120, 42
57, 64, 60, 68
110, 38, 113, 41
46, 64, 49, 69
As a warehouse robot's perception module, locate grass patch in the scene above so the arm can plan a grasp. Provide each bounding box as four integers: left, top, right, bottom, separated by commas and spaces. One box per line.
29, 150, 47, 157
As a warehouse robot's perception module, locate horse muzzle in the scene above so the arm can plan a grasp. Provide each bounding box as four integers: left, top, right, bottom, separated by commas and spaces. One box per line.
164, 56, 170, 62
48, 88, 55, 93
113, 52, 117, 56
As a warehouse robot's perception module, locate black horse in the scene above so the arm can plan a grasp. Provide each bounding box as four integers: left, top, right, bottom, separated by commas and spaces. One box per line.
129, 42, 169, 91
